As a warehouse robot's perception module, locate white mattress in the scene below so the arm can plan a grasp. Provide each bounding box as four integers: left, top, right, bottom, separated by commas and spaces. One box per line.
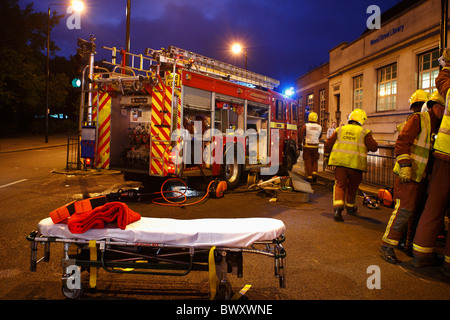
38, 217, 286, 248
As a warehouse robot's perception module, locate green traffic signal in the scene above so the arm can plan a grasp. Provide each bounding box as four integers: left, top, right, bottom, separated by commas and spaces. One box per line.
72, 78, 82, 88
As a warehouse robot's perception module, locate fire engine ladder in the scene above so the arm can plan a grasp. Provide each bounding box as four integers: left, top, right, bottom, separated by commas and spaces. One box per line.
166, 45, 280, 90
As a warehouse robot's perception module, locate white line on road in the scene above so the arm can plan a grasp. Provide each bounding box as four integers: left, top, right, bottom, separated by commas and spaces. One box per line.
0, 179, 28, 189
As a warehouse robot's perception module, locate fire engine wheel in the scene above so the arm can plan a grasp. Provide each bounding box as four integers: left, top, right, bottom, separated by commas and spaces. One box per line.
221, 153, 243, 189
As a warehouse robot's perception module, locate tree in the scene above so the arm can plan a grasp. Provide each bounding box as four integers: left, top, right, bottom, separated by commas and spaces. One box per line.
0, 0, 66, 136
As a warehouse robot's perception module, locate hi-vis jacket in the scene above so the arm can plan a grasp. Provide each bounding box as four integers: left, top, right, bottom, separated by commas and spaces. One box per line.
393, 112, 432, 182
327, 124, 374, 172
435, 67, 450, 161
435, 90, 450, 156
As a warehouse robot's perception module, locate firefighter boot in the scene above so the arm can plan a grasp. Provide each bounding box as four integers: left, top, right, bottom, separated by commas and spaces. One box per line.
412, 253, 442, 268
334, 207, 344, 222
346, 206, 358, 216
380, 244, 399, 264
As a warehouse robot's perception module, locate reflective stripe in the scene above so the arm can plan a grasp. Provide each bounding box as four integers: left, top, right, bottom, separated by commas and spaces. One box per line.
333, 181, 344, 207
445, 255, 450, 264
412, 243, 434, 254
382, 199, 401, 246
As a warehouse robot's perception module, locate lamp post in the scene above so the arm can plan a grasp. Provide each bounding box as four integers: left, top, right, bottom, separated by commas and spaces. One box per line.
231, 43, 248, 70
46, 1, 84, 143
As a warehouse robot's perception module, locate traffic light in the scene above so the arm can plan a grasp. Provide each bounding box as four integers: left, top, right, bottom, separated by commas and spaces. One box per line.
71, 38, 92, 88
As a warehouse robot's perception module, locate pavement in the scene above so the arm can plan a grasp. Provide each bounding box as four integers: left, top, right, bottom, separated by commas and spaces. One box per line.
0, 134, 382, 196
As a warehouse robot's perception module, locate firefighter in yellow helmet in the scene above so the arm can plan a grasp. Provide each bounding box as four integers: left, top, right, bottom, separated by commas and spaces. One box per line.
324, 109, 378, 221
380, 90, 445, 264
412, 56, 450, 277
299, 111, 322, 182
409, 89, 429, 113
397, 90, 430, 133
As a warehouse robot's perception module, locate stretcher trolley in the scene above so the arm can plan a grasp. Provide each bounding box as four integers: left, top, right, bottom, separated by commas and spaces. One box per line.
27, 217, 286, 299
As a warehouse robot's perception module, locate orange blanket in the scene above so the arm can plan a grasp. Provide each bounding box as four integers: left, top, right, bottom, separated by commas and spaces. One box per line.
67, 202, 141, 234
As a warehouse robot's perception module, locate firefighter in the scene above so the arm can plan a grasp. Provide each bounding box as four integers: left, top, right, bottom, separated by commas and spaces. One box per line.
396, 90, 430, 133
380, 90, 444, 264
412, 57, 450, 276
324, 109, 378, 221
299, 112, 322, 182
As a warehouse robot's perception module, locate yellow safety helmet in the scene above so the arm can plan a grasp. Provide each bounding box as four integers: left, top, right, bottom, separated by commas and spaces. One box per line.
426, 90, 445, 109
409, 90, 429, 109
348, 108, 367, 125
308, 112, 318, 122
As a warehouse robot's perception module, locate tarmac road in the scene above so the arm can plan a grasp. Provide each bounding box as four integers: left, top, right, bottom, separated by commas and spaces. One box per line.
0, 135, 448, 306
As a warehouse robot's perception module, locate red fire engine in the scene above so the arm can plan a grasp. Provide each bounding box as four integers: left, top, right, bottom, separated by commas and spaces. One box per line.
78, 43, 299, 188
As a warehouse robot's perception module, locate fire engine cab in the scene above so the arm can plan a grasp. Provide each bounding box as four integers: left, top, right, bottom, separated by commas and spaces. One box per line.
79, 42, 299, 188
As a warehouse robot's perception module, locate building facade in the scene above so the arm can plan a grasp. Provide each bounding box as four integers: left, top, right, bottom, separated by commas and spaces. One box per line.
296, 0, 447, 143
295, 62, 329, 133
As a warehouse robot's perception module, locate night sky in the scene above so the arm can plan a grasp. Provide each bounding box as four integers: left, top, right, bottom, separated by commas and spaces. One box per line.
21, 0, 401, 93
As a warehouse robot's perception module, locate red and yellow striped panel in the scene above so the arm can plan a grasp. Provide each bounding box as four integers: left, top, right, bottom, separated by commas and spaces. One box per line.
92, 91, 111, 169
149, 79, 182, 176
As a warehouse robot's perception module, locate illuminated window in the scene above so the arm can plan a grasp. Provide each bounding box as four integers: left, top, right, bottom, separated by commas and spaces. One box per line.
377, 64, 397, 112
306, 93, 314, 123
353, 75, 363, 110
418, 49, 439, 95
319, 90, 326, 128
298, 96, 303, 126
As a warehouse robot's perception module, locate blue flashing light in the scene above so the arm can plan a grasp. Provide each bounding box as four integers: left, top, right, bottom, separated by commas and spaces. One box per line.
284, 87, 295, 97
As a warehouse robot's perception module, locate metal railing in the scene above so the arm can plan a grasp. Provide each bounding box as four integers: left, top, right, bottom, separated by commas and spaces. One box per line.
66, 132, 81, 170
323, 144, 396, 189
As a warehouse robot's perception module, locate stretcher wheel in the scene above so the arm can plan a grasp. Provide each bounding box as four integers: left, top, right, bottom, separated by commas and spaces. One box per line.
215, 281, 233, 300
62, 284, 83, 299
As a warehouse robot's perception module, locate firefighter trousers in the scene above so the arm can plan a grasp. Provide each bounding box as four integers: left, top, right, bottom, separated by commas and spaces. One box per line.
381, 176, 427, 248
302, 146, 319, 180
413, 157, 450, 266
333, 166, 362, 209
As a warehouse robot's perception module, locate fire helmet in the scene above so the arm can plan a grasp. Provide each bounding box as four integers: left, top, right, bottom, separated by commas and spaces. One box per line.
426, 90, 445, 109
409, 90, 429, 109
348, 109, 367, 125
308, 112, 318, 122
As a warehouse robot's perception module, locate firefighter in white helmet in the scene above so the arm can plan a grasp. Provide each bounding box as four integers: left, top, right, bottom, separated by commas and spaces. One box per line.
412, 51, 450, 276
324, 109, 378, 221
299, 111, 322, 182
380, 90, 445, 264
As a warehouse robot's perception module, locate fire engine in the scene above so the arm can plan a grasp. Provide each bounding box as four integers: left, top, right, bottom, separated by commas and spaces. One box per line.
77, 39, 300, 189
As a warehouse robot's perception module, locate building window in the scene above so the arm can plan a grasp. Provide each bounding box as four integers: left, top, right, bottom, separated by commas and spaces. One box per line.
353, 75, 363, 110
377, 63, 397, 112
298, 96, 303, 126
306, 93, 314, 123
319, 90, 326, 128
418, 49, 439, 95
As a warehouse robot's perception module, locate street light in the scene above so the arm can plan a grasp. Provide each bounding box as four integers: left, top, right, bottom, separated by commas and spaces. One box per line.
46, 1, 84, 143
231, 43, 248, 70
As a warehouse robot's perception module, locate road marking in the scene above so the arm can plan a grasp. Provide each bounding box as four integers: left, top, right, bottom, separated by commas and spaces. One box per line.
0, 179, 28, 189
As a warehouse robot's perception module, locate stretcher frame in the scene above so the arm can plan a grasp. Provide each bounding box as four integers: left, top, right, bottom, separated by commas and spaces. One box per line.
27, 230, 286, 300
